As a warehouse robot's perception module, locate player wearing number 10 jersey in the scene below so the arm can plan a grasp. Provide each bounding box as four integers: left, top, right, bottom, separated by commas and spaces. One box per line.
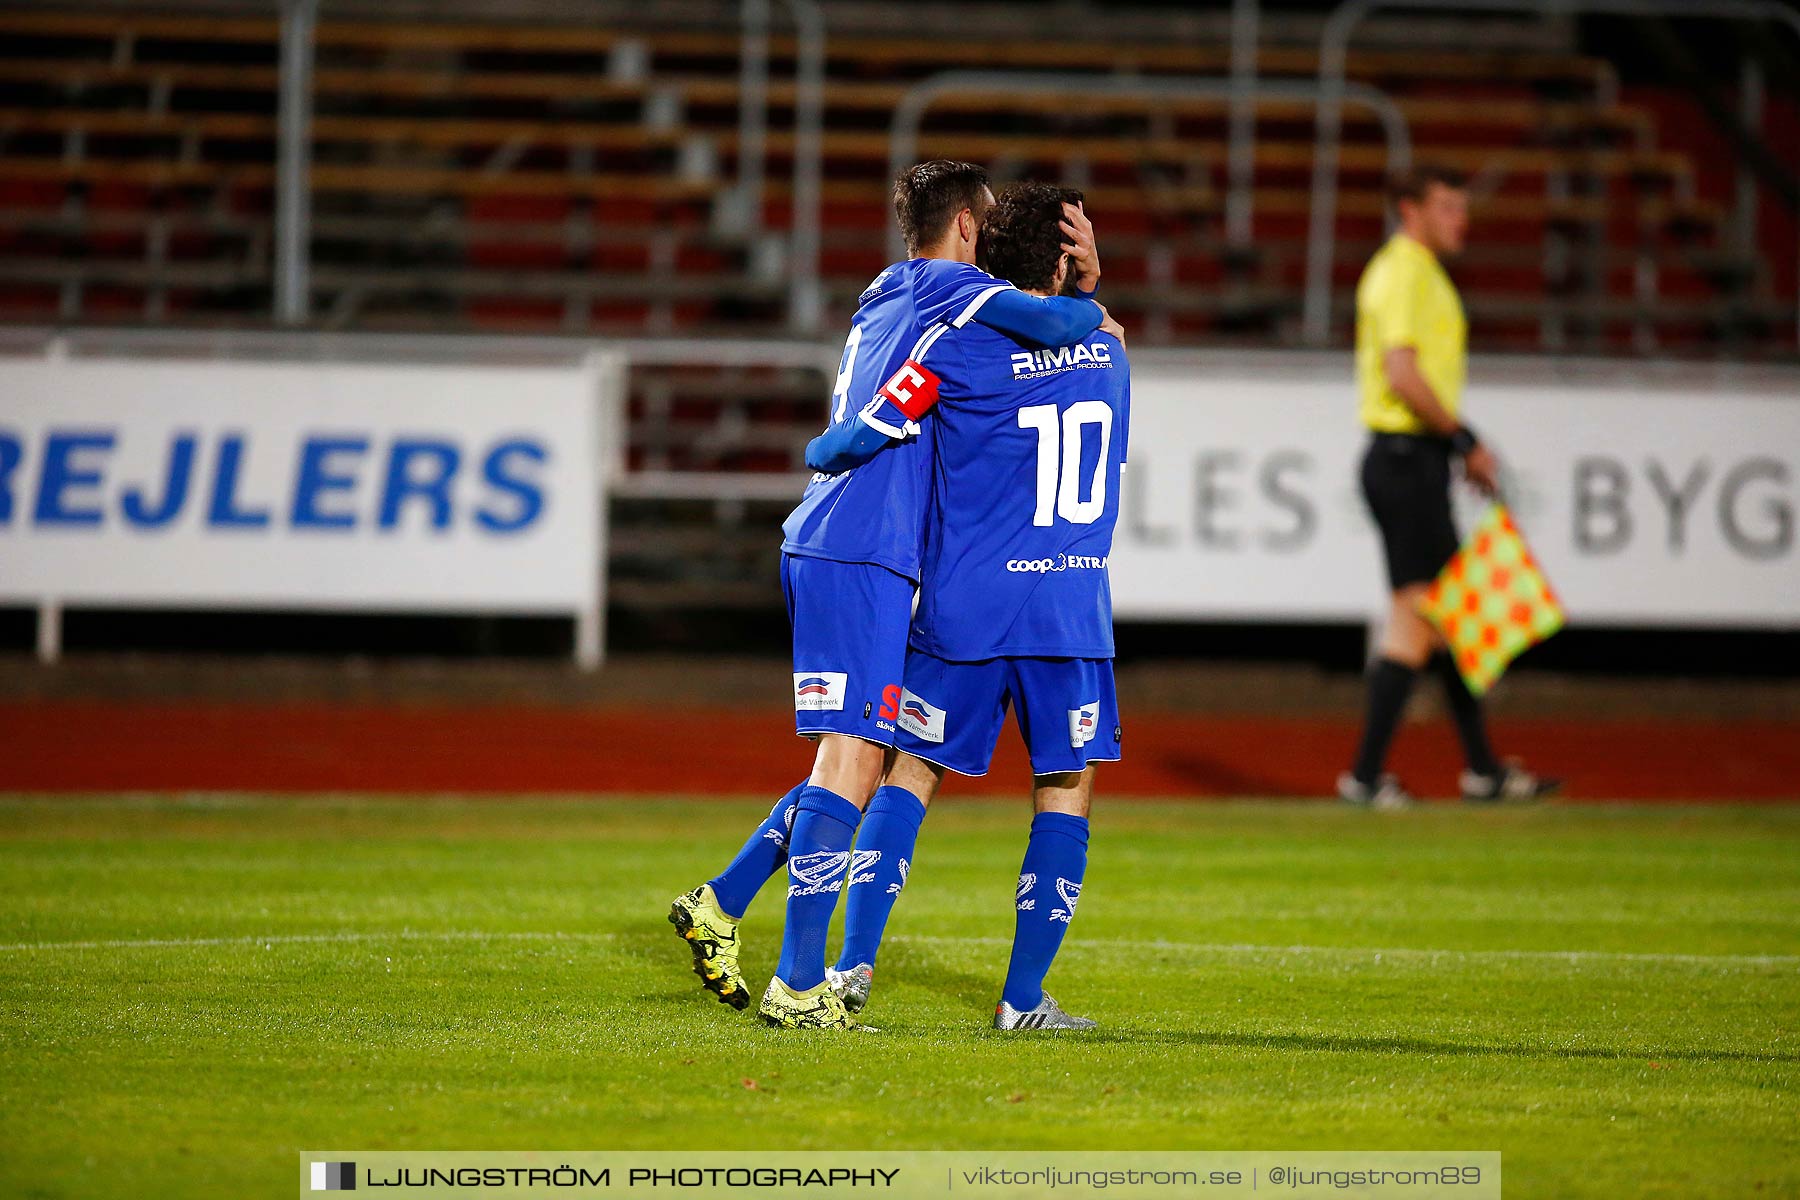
874, 185, 1129, 775
868, 182, 1131, 1030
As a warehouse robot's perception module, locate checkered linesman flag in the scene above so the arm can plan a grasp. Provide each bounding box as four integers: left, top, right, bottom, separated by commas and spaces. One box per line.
1417, 504, 1565, 697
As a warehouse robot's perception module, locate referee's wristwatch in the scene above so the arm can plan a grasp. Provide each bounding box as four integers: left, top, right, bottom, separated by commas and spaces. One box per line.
1449, 424, 1480, 457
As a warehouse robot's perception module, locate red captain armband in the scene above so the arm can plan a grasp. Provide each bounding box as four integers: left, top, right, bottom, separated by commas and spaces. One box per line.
878, 359, 942, 421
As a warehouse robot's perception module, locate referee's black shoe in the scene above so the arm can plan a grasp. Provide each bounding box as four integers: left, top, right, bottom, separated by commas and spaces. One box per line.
1460, 761, 1561, 804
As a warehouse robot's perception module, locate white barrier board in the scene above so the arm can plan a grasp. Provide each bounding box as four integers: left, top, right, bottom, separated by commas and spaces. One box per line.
0, 356, 603, 615
1112, 362, 1799, 627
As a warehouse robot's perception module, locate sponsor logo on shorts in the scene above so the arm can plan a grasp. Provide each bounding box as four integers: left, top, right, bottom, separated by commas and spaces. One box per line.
1068, 702, 1100, 748
793, 671, 848, 712
897, 689, 946, 744
1006, 553, 1108, 573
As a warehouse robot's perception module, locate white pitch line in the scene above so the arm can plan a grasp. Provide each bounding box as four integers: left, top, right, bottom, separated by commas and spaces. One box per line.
0, 930, 618, 953
890, 934, 1800, 968
0, 928, 1792, 968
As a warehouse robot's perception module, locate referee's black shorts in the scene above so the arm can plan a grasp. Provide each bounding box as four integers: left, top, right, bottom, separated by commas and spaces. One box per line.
1360, 431, 1461, 590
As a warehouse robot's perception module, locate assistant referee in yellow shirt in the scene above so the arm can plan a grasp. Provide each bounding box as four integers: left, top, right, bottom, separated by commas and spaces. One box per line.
1339, 166, 1558, 809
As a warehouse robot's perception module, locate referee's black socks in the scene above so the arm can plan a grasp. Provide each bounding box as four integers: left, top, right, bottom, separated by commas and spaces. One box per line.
1351, 657, 1418, 786
1351, 654, 1503, 787
1430, 653, 1501, 778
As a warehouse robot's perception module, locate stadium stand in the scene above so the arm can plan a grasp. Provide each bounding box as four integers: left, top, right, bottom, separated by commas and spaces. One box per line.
1, 2, 1793, 609
2, 4, 1792, 352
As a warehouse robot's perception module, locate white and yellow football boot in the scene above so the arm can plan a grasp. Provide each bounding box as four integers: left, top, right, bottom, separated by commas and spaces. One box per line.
758, 976, 870, 1030
667, 884, 749, 1011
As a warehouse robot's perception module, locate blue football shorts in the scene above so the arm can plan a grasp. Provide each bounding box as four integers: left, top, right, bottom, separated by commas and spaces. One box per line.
781, 552, 915, 745
890, 648, 1122, 777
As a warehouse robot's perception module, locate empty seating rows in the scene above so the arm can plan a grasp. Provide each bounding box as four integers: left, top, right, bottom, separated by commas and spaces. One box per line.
0, 7, 1786, 357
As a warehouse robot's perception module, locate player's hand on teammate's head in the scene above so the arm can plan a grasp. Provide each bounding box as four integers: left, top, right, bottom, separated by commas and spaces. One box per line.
1060, 200, 1101, 292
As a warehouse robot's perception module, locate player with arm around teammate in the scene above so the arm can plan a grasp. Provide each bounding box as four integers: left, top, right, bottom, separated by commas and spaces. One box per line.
809, 183, 1131, 1030
668, 162, 1113, 1028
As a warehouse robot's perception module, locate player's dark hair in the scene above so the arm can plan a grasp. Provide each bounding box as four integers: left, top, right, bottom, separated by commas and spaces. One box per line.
893, 160, 991, 256
1388, 164, 1468, 209
978, 181, 1082, 294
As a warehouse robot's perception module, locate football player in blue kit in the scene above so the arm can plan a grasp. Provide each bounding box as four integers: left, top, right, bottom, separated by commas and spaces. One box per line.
667, 162, 1116, 1028
806, 182, 1130, 1031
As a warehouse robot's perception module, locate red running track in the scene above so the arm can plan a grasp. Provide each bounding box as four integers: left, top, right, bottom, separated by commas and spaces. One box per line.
2, 702, 1795, 800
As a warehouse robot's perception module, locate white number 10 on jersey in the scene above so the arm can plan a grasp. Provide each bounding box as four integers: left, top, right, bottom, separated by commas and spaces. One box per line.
1017, 401, 1114, 527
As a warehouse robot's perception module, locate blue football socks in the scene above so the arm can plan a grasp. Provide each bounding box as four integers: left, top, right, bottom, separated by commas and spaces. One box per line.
774, 785, 864, 991
835, 785, 926, 970
1000, 811, 1090, 1012
705, 781, 805, 920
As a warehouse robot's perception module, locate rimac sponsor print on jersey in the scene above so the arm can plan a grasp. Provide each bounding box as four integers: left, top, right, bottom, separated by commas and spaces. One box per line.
864, 326, 1130, 662
1008, 339, 1114, 379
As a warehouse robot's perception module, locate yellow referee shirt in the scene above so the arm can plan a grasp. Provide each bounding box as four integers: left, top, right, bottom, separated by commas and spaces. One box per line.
1355, 233, 1466, 434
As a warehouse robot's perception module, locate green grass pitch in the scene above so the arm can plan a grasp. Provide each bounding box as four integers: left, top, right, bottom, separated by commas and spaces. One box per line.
2, 795, 1796, 1198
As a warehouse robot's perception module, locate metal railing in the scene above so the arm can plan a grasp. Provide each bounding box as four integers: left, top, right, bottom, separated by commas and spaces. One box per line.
264, 1, 827, 334
274, 0, 316, 325
13, 2, 1797, 353
732, 0, 825, 332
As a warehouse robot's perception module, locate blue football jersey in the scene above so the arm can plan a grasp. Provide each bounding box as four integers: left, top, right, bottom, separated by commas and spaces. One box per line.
780, 259, 1019, 582
874, 323, 1130, 661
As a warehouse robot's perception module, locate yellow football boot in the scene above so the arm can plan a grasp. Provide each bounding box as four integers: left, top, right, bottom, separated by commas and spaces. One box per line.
667, 884, 749, 1010
757, 976, 870, 1031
